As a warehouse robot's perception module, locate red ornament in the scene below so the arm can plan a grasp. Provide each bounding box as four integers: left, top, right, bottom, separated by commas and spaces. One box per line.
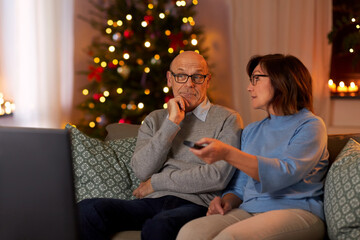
88, 66, 104, 82
165, 96, 173, 103
124, 29, 134, 39
118, 118, 131, 123
144, 15, 154, 24
168, 32, 185, 51
108, 62, 117, 69
92, 93, 103, 101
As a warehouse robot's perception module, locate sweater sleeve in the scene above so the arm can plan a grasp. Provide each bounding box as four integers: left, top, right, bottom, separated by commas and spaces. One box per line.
151, 112, 243, 193
131, 115, 180, 181
222, 169, 248, 200
255, 118, 328, 193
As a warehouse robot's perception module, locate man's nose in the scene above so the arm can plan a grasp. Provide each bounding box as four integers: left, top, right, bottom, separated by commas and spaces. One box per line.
185, 77, 195, 87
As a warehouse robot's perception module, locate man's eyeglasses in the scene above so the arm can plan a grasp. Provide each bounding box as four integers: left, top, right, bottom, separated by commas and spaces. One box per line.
170, 71, 208, 84
250, 74, 269, 86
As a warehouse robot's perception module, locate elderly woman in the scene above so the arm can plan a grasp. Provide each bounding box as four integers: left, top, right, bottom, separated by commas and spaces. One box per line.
177, 54, 328, 240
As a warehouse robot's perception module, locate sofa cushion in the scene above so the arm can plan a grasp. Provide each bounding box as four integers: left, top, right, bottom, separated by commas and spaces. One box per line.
66, 124, 140, 202
324, 138, 360, 240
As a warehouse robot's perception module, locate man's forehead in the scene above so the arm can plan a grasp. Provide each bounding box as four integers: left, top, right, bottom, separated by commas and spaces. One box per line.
172, 57, 207, 70
173, 62, 204, 69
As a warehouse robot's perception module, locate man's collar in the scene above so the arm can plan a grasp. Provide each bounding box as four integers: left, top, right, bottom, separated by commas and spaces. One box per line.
187, 97, 211, 122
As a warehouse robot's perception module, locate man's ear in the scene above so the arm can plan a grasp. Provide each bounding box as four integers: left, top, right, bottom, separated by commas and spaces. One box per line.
166, 71, 172, 87
206, 74, 212, 88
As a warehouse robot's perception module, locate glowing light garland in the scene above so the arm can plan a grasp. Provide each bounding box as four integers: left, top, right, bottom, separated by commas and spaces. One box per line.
0, 93, 15, 117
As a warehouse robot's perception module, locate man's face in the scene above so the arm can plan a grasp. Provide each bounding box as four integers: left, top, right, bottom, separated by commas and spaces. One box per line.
167, 52, 210, 112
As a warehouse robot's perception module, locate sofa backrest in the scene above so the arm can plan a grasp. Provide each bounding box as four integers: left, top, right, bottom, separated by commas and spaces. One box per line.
105, 123, 140, 141
105, 123, 360, 167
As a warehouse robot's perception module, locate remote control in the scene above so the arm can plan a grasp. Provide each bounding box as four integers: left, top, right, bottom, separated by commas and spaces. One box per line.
183, 140, 206, 149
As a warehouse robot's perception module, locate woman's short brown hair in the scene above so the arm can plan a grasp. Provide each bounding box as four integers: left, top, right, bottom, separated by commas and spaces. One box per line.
246, 54, 313, 115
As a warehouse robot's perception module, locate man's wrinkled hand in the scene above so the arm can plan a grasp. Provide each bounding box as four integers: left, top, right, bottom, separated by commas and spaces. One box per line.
132, 179, 154, 198
167, 96, 189, 125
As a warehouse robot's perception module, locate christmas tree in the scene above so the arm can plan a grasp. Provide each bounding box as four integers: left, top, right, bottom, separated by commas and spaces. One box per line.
76, 0, 207, 139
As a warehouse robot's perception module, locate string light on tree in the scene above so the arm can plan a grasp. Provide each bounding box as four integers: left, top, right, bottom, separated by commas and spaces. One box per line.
82, 89, 89, 95
123, 53, 130, 59
176, 1, 187, 7
138, 102, 144, 109
141, 21, 148, 27
103, 90, 110, 97
89, 121, 96, 128
109, 46, 115, 52
163, 87, 170, 93
117, 88, 123, 94
144, 41, 151, 48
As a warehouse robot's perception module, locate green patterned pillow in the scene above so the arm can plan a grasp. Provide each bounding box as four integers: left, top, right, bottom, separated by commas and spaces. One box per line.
65, 124, 140, 202
324, 138, 360, 240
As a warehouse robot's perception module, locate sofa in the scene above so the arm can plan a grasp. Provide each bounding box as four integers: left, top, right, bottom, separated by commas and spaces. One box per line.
67, 123, 360, 240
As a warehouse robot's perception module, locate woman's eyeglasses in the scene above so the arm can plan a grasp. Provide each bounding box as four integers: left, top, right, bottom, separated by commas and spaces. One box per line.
250, 74, 269, 86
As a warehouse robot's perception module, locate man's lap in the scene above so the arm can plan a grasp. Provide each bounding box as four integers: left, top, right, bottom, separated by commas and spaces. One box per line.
78, 195, 207, 239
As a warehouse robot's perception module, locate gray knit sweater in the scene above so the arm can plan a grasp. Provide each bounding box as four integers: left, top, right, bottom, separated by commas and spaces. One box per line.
131, 104, 243, 207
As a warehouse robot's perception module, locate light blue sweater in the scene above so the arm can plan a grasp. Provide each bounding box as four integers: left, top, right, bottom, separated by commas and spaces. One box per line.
224, 108, 329, 220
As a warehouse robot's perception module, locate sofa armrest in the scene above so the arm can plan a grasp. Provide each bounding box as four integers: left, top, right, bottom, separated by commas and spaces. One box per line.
327, 133, 360, 166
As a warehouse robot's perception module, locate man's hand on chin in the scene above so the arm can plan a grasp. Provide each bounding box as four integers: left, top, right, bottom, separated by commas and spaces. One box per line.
132, 178, 154, 198
167, 96, 190, 125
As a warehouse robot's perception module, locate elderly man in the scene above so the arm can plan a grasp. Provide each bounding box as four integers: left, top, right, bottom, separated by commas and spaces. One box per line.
78, 51, 243, 240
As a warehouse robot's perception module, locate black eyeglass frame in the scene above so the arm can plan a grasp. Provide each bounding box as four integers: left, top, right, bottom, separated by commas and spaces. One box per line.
250, 74, 269, 86
170, 71, 208, 84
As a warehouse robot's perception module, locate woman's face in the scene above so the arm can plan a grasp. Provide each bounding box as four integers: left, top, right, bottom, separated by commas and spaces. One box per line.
247, 64, 275, 114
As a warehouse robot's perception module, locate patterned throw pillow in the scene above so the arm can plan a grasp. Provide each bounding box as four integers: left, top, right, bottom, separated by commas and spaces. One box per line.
324, 138, 360, 240
65, 124, 140, 202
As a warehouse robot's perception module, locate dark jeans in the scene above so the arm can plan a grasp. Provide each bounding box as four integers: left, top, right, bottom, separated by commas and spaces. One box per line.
78, 196, 208, 240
